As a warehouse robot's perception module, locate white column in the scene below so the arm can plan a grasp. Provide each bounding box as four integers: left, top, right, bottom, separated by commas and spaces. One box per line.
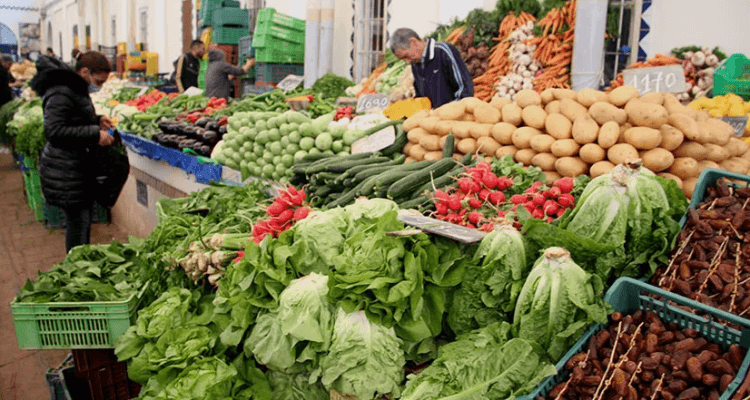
570, 0, 608, 90
304, 0, 321, 88
317, 0, 333, 78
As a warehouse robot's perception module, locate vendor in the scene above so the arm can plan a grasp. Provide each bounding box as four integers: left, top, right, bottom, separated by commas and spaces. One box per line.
390, 28, 474, 108
205, 48, 254, 100
174, 40, 205, 93
0, 55, 14, 106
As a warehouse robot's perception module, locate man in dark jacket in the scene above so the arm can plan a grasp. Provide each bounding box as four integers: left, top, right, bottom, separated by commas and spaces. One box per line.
30, 52, 115, 252
0, 55, 14, 108
391, 28, 474, 108
205, 48, 253, 100
174, 40, 205, 93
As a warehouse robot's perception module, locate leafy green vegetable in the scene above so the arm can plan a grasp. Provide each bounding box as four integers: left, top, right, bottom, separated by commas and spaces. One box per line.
513, 247, 611, 362
491, 155, 547, 196
320, 309, 405, 400
311, 73, 355, 100
0, 98, 24, 145
7, 98, 44, 166
267, 371, 329, 400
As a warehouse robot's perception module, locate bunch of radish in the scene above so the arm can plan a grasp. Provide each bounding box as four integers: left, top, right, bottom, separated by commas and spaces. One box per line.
508, 177, 576, 223
252, 186, 311, 243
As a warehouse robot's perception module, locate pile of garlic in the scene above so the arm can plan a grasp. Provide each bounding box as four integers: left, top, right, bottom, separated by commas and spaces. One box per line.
676, 46, 721, 101
493, 22, 542, 99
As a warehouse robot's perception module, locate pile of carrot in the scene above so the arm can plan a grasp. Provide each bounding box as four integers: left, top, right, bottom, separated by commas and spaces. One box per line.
356, 62, 388, 97
530, 0, 577, 91
445, 26, 467, 45
473, 12, 536, 101
608, 53, 682, 90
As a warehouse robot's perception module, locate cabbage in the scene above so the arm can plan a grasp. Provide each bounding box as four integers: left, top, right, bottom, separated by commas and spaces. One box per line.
513, 247, 610, 362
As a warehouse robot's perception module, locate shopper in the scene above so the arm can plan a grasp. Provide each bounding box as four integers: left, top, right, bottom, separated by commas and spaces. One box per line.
174, 40, 205, 93
0, 55, 14, 107
46, 47, 56, 58
70, 48, 81, 67
390, 28, 474, 108
30, 51, 115, 253
205, 48, 254, 100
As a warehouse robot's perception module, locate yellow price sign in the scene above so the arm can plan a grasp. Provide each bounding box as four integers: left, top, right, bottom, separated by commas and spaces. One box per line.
384, 97, 432, 120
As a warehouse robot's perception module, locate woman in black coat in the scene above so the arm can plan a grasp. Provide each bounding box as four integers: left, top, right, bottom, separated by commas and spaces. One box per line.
29, 52, 115, 252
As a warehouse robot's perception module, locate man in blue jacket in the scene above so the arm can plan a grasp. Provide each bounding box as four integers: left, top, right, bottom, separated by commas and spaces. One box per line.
390, 28, 474, 108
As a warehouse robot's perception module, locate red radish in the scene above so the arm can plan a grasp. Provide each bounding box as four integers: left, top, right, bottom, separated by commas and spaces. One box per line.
476, 162, 492, 171
497, 210, 507, 218
436, 203, 448, 215
558, 193, 575, 208
470, 181, 482, 194
532, 208, 545, 219
532, 194, 546, 207
459, 209, 467, 217
497, 177, 514, 190
268, 218, 284, 232
544, 201, 558, 216
524, 203, 536, 213
479, 189, 491, 202
468, 211, 483, 225
293, 207, 310, 220
457, 178, 473, 193
469, 196, 483, 209
448, 196, 462, 211
482, 173, 498, 189
547, 186, 562, 198
510, 194, 527, 205
546, 217, 554, 223
554, 177, 575, 193
512, 205, 519, 212
532, 181, 544, 189
434, 190, 450, 203
480, 223, 494, 232
525, 187, 538, 194
266, 202, 285, 217
556, 208, 566, 218
489, 191, 505, 205
287, 186, 299, 197
278, 209, 294, 225
447, 213, 461, 224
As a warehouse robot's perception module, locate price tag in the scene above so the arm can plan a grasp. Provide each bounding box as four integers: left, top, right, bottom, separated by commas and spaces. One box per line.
719, 116, 749, 137
622, 65, 687, 95
356, 94, 390, 113
276, 75, 304, 92
136, 86, 149, 97
398, 211, 487, 244
351, 126, 396, 154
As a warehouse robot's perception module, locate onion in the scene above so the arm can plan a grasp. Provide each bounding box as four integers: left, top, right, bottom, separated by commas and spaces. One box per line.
690, 51, 706, 67
705, 54, 720, 68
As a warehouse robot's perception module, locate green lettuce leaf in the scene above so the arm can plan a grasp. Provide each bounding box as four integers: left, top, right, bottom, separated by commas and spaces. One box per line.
267, 371, 329, 400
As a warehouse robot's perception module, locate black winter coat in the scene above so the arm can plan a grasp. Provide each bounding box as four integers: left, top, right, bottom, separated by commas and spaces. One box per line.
30, 56, 101, 208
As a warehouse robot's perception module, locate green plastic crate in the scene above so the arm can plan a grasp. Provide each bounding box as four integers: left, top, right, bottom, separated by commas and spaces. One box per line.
212, 8, 249, 27
518, 277, 750, 400
714, 54, 750, 101
199, 0, 241, 27
213, 26, 250, 45
238, 36, 254, 58
255, 62, 304, 84
255, 47, 304, 64
23, 168, 44, 222
11, 283, 148, 350
254, 22, 305, 45
256, 8, 306, 32
198, 58, 208, 90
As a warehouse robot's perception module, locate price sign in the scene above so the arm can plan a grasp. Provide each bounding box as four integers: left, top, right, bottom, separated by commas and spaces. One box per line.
351, 126, 396, 154
398, 211, 487, 244
719, 116, 749, 138
356, 94, 390, 113
622, 65, 687, 95
276, 75, 304, 92
136, 86, 149, 97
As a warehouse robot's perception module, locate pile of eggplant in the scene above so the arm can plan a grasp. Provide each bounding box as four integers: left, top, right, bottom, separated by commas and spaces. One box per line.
153, 117, 227, 157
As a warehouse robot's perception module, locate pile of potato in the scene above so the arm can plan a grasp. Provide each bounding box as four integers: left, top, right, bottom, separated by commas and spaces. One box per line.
401, 86, 750, 198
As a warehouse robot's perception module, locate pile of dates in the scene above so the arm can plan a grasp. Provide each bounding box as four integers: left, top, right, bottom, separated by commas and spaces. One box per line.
542, 310, 747, 400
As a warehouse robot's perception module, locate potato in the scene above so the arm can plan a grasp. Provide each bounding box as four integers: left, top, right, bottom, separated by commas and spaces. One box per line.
683, 177, 698, 198
502, 103, 523, 126
704, 143, 731, 162
530, 134, 557, 153
732, 157, 750, 170
560, 98, 588, 122
742, 149, 750, 162
460, 97, 486, 114
673, 142, 708, 160
541, 89, 556, 104
551, 139, 581, 157
721, 159, 750, 175
667, 114, 700, 141
640, 148, 675, 172
423, 151, 443, 161
577, 89, 609, 107
598, 121, 621, 149
490, 96, 512, 111
476, 137, 501, 156
545, 113, 573, 140
664, 94, 700, 118
452, 122, 473, 139
419, 134, 442, 151
608, 85, 639, 106
697, 160, 720, 172
522, 105, 547, 129
545, 100, 562, 114
658, 173, 683, 189
572, 114, 600, 144
457, 138, 477, 154
405, 156, 416, 163
460, 113, 476, 121
451, 153, 464, 161
515, 149, 538, 166
511, 127, 542, 149
699, 119, 733, 146
419, 116, 442, 133
626, 101, 669, 129
668, 157, 700, 180
619, 123, 633, 138
474, 104, 502, 124
543, 171, 563, 183
555, 157, 589, 177
407, 127, 429, 143
623, 127, 662, 150
439, 135, 449, 149
410, 144, 428, 161
553, 89, 578, 101
591, 161, 616, 178
532, 153, 558, 171
469, 123, 493, 139
496, 145, 518, 158
589, 102, 628, 125
491, 122, 516, 145
659, 124, 685, 151
580, 143, 606, 164
515, 90, 543, 108
608, 143, 639, 165
434, 120, 457, 136
639, 92, 665, 105
403, 109, 430, 131
695, 111, 711, 123
727, 137, 750, 157
436, 101, 466, 120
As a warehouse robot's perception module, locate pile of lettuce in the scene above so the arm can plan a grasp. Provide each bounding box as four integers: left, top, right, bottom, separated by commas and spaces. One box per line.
7, 98, 44, 166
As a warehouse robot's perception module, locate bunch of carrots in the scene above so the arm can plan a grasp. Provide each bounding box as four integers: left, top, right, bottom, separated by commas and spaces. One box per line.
356, 62, 388, 97
530, 0, 578, 91
608, 54, 682, 90
473, 11, 537, 101
444, 26, 467, 45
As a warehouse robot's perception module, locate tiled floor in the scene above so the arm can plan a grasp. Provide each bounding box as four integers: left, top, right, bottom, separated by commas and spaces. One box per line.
0, 149, 130, 400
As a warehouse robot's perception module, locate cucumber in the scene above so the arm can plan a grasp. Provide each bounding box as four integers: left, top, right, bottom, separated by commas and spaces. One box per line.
379, 124, 408, 157
314, 185, 333, 198
398, 196, 432, 210
303, 152, 374, 174
325, 176, 376, 209
334, 155, 405, 186
412, 164, 463, 197
325, 156, 392, 173
352, 159, 433, 184
361, 119, 404, 138
387, 158, 456, 199
442, 133, 455, 158
374, 170, 415, 197
300, 153, 334, 163
356, 173, 386, 197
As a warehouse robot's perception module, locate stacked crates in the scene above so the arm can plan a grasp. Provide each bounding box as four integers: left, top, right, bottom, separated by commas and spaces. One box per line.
713, 53, 750, 101
252, 8, 305, 75
200, 0, 250, 45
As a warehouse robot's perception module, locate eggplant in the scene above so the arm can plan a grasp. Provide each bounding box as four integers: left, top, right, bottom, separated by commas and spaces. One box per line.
218, 126, 227, 137
191, 142, 204, 153
183, 126, 199, 139
202, 130, 219, 145
195, 118, 210, 128
200, 145, 212, 157
204, 121, 220, 132
158, 120, 172, 133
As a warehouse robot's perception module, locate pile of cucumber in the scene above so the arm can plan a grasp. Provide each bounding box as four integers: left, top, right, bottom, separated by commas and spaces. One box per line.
291, 133, 475, 210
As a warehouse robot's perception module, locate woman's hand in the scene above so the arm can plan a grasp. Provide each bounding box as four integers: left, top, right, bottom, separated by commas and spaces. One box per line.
98, 130, 115, 146
99, 116, 114, 130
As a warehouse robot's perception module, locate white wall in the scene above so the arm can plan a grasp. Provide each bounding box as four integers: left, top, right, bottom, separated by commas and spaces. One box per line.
647, 0, 750, 58
0, 0, 40, 55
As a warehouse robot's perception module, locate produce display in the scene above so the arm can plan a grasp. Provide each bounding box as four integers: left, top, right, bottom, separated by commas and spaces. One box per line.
153, 115, 227, 157
690, 93, 750, 136
6, 98, 43, 166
